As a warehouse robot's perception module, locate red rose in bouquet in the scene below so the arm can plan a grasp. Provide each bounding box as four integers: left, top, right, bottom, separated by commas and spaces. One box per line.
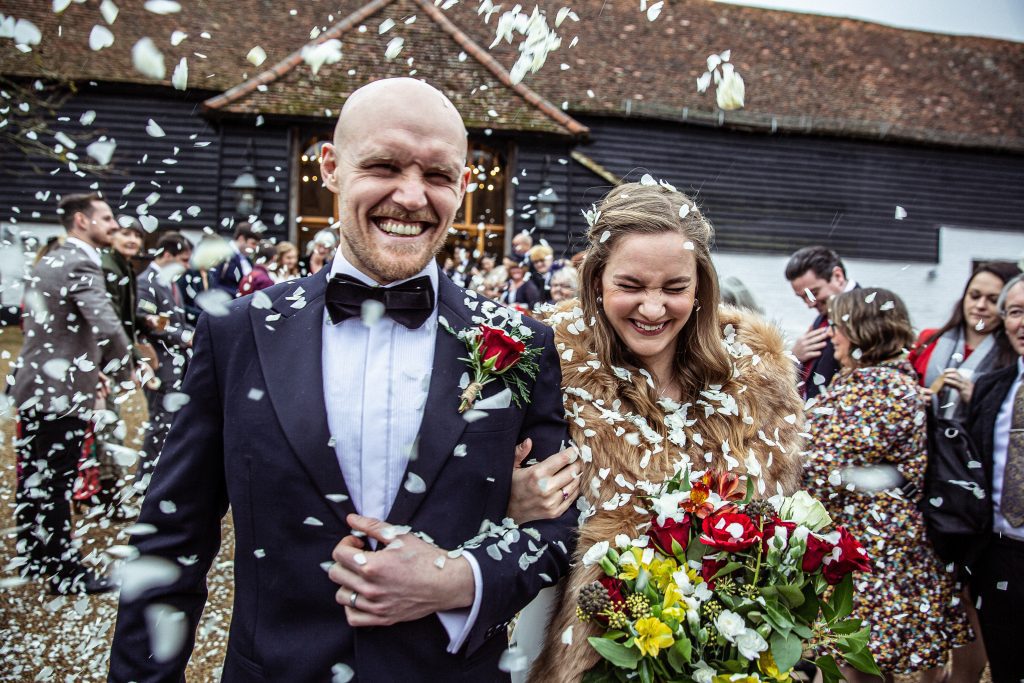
479, 325, 525, 372
760, 517, 796, 553
701, 557, 731, 587
699, 511, 762, 552
822, 526, 872, 585
599, 576, 627, 606
649, 515, 691, 555
801, 533, 834, 573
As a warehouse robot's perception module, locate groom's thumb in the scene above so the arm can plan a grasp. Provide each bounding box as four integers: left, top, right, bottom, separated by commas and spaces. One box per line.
346, 514, 395, 545
514, 438, 532, 468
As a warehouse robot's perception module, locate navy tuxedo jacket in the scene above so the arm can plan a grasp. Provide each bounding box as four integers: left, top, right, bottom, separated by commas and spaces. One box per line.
109, 268, 576, 682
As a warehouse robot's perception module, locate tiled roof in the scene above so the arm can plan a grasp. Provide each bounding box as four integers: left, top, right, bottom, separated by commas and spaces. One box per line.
2, 0, 1021, 149
202, 0, 587, 137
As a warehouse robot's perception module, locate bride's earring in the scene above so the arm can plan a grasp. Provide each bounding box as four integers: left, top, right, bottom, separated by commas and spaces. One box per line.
596, 295, 603, 305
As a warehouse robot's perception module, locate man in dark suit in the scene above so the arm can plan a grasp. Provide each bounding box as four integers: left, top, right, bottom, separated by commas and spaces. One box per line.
784, 246, 858, 400
135, 232, 194, 478
966, 273, 1024, 683
109, 78, 576, 682
9, 193, 133, 594
208, 222, 258, 295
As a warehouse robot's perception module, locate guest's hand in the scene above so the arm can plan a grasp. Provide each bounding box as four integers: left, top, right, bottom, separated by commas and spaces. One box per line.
328, 514, 475, 627
507, 440, 580, 525
940, 369, 975, 404
792, 326, 829, 363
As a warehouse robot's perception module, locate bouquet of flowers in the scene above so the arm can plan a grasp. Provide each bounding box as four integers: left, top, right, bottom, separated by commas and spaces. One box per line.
577, 469, 879, 683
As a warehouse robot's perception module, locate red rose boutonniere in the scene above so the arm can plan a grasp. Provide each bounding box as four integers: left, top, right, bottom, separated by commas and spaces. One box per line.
441, 318, 542, 413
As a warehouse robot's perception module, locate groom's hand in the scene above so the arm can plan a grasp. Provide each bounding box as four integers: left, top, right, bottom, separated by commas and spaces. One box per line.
328, 514, 475, 627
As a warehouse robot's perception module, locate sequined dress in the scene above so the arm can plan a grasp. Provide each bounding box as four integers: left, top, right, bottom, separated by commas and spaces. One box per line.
804, 359, 971, 673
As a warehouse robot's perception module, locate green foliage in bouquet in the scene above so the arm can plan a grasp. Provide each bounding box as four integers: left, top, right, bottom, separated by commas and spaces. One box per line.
577, 469, 879, 683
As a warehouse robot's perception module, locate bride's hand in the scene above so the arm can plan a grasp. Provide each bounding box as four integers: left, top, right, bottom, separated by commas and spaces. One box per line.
507, 439, 581, 525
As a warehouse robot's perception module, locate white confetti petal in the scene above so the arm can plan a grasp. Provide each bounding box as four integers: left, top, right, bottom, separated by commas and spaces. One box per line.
89, 24, 115, 51
146, 118, 166, 137
159, 499, 177, 514
13, 19, 42, 47
404, 472, 426, 494
332, 663, 355, 683
303, 516, 324, 526
171, 58, 188, 90
499, 646, 528, 672
361, 299, 385, 327
100, 0, 119, 24
144, 0, 182, 14
385, 37, 404, 59
132, 37, 166, 80
161, 391, 190, 413
895, 205, 907, 220
144, 604, 188, 662
170, 30, 188, 46
117, 555, 181, 601
247, 46, 267, 66
86, 138, 117, 165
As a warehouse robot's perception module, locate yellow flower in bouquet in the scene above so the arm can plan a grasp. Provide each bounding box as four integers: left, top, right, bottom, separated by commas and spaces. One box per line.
648, 556, 679, 591
712, 675, 761, 683
661, 582, 686, 621
634, 617, 674, 657
617, 548, 643, 581
757, 652, 792, 682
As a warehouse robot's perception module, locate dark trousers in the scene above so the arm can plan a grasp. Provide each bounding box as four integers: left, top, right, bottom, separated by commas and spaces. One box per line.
141, 388, 174, 478
970, 535, 1024, 683
15, 410, 88, 577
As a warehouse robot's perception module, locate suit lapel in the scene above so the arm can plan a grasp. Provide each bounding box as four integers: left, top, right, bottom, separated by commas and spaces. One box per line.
386, 274, 472, 526
251, 271, 356, 523
981, 366, 1018, 489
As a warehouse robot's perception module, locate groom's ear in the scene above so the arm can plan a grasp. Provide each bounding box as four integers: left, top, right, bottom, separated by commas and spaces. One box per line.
321, 143, 341, 194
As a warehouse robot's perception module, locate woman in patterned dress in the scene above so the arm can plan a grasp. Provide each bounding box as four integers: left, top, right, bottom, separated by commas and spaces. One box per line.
805, 288, 972, 682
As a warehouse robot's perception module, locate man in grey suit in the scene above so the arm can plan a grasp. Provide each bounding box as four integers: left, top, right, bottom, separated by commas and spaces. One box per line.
135, 232, 194, 478
9, 193, 133, 594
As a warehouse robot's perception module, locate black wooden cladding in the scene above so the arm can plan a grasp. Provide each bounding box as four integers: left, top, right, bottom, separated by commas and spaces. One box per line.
564, 115, 1024, 262
0, 86, 290, 242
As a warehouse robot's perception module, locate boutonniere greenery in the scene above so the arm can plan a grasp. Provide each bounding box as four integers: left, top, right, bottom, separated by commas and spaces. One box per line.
440, 314, 542, 413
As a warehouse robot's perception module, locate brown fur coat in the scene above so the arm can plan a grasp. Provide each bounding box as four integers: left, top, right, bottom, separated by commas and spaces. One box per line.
527, 304, 805, 682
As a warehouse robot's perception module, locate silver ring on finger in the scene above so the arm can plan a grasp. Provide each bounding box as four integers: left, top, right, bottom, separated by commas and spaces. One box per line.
349, 591, 359, 609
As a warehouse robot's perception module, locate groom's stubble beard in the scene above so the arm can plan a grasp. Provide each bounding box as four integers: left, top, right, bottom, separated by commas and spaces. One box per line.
338, 209, 450, 284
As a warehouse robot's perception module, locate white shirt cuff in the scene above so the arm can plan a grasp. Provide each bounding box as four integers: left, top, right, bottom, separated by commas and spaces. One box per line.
436, 551, 483, 654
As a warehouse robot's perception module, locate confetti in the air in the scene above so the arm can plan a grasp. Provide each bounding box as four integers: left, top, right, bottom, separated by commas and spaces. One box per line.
385, 36, 405, 59
894, 205, 907, 220
247, 46, 267, 66
89, 24, 115, 51
132, 37, 166, 79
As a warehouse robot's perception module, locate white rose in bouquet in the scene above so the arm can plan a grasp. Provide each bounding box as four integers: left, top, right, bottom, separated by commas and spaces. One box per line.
778, 490, 833, 531
735, 628, 769, 660
715, 609, 747, 641
581, 541, 609, 567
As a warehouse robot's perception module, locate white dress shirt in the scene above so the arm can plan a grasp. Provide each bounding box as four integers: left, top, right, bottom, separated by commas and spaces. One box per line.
992, 357, 1024, 542
66, 237, 103, 267
321, 251, 482, 652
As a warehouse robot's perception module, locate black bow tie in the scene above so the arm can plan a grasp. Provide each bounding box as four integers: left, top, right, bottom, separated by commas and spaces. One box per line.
325, 274, 435, 329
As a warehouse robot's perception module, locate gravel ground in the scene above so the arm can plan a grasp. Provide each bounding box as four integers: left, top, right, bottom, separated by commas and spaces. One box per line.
0, 326, 990, 682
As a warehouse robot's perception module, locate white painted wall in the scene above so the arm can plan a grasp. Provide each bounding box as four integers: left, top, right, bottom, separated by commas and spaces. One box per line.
713, 226, 1024, 343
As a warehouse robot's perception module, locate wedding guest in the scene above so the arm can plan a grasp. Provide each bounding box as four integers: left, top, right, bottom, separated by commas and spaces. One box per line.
527, 244, 556, 302
90, 215, 147, 507
136, 232, 194, 478
804, 288, 970, 682
237, 241, 277, 296
785, 246, 859, 400
502, 254, 543, 310
512, 230, 533, 258
965, 274, 1024, 683
272, 241, 301, 283
547, 265, 578, 303
10, 193, 132, 594
908, 262, 1019, 682
478, 267, 508, 302
910, 262, 1021, 418
209, 222, 258, 294
518, 181, 804, 681
299, 229, 336, 276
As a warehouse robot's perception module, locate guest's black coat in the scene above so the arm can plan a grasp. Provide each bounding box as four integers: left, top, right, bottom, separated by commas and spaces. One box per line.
109, 267, 576, 682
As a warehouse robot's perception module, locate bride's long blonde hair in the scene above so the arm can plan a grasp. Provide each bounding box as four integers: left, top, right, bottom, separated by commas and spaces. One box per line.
577, 182, 733, 420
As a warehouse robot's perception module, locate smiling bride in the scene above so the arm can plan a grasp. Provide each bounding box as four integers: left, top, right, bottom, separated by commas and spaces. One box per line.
506, 180, 806, 682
